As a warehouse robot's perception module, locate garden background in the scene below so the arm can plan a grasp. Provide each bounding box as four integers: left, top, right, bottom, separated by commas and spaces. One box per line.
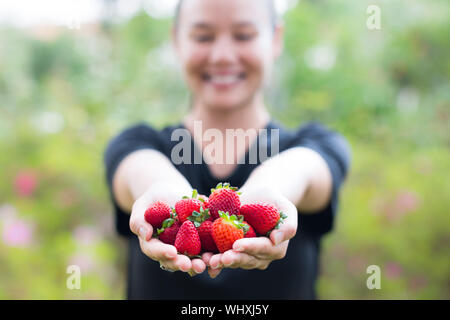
0, 0, 449, 299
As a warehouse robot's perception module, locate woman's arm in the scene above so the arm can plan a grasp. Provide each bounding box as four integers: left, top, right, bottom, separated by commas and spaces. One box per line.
204, 147, 334, 277
112, 149, 192, 213
240, 146, 333, 213
111, 149, 206, 275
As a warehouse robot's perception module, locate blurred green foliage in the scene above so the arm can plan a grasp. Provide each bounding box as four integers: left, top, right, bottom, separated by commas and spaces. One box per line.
0, 0, 449, 299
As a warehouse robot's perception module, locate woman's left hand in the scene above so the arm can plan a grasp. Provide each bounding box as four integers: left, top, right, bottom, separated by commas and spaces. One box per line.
202, 185, 298, 278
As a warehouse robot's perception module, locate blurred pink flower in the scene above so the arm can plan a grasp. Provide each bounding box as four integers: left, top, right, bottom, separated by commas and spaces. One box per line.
14, 171, 38, 197
68, 252, 96, 273
73, 226, 99, 246
385, 262, 403, 279
2, 218, 34, 247
376, 190, 420, 222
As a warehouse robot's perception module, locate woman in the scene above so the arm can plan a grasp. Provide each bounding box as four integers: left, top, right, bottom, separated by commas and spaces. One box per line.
104, 0, 351, 299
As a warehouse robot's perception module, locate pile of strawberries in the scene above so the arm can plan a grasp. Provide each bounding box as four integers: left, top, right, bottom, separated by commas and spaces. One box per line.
144, 183, 287, 257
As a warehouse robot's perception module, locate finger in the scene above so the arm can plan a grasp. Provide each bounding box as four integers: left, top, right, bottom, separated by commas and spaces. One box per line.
201, 252, 214, 266
130, 198, 153, 241
161, 254, 192, 272
209, 254, 223, 270
174, 254, 192, 272
221, 250, 260, 270
139, 237, 178, 261
191, 258, 206, 274
269, 199, 297, 245
232, 237, 277, 258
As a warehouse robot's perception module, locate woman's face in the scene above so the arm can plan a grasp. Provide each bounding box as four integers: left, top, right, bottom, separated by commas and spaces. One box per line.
173, 0, 283, 112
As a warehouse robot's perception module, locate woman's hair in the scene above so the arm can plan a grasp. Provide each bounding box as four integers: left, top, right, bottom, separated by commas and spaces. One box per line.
173, 0, 279, 31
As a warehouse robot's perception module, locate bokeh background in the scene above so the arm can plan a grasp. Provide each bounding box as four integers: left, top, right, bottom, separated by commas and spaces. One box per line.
0, 0, 449, 299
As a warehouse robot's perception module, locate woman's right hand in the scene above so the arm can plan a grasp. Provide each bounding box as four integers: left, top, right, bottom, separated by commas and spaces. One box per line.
129, 181, 207, 276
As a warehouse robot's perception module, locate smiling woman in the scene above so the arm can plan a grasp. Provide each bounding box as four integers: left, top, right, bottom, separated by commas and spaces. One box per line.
104, 0, 351, 299
172, 0, 283, 113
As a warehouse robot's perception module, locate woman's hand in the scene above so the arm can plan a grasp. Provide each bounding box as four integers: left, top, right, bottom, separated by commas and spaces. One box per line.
129, 181, 207, 276
202, 185, 298, 278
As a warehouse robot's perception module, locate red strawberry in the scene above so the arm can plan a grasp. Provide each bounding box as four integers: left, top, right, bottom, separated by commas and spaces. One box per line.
211, 211, 248, 253
197, 220, 218, 253
208, 183, 241, 220
185, 204, 216, 253
239, 203, 287, 236
198, 195, 212, 221
174, 220, 201, 256
175, 189, 203, 223
144, 201, 172, 229
243, 221, 256, 238
157, 218, 181, 245
198, 194, 209, 209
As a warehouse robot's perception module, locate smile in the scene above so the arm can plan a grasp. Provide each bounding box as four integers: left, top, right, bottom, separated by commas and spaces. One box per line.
202, 72, 246, 87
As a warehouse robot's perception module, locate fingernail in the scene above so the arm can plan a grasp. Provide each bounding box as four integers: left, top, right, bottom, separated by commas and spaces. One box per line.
274, 231, 283, 245
180, 265, 190, 272
211, 263, 220, 270
139, 227, 147, 240
233, 245, 244, 252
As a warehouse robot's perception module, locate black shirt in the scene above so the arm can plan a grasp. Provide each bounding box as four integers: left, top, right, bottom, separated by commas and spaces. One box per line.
104, 120, 351, 299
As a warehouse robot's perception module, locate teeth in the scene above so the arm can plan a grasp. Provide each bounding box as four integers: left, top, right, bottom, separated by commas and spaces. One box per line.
209, 75, 240, 85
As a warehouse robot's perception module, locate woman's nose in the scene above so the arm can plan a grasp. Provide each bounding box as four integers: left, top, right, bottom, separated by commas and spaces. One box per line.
209, 35, 238, 65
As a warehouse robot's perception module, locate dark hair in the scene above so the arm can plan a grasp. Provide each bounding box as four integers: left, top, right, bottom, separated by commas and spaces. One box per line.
174, 0, 278, 31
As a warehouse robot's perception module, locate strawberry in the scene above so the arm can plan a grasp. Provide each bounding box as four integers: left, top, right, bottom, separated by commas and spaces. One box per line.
197, 220, 218, 253
175, 189, 203, 223
198, 194, 209, 209
144, 201, 172, 229
198, 195, 212, 221
174, 220, 201, 256
208, 183, 241, 220
239, 203, 287, 236
243, 221, 256, 238
211, 211, 248, 253
157, 217, 181, 245
186, 204, 217, 253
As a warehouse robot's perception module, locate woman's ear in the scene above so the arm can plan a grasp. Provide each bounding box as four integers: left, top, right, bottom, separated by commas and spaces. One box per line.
272, 22, 285, 60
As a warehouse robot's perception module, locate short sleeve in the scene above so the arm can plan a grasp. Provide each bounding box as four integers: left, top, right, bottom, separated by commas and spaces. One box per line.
103, 123, 163, 237
289, 122, 352, 235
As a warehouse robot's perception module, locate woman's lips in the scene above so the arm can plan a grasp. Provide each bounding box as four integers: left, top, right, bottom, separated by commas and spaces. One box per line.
202, 72, 246, 89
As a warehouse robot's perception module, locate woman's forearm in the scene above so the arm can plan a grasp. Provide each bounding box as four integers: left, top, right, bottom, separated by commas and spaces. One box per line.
241, 147, 332, 213
112, 149, 192, 212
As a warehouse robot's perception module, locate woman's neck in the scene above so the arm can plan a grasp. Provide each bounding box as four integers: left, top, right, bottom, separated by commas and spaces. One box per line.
183, 95, 271, 134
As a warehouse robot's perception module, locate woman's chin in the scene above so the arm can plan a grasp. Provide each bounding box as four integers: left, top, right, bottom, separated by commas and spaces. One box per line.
203, 96, 252, 112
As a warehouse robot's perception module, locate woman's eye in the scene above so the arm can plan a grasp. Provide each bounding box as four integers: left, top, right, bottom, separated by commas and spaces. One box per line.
235, 33, 255, 41
195, 35, 214, 42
